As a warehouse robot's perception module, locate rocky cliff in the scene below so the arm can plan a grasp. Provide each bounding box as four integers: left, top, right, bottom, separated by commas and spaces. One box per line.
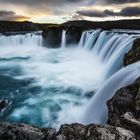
124, 38, 140, 66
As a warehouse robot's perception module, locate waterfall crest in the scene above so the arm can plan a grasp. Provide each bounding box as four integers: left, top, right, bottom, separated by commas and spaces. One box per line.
0, 32, 42, 47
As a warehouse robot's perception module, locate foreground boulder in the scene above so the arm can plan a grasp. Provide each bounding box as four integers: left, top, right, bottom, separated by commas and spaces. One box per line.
56, 123, 135, 140
107, 77, 140, 139
0, 122, 56, 140
66, 25, 82, 46
0, 122, 135, 140
42, 25, 64, 48
124, 38, 140, 66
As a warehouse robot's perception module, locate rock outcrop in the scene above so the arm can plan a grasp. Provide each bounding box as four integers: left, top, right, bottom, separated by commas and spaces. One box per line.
0, 122, 136, 140
42, 25, 82, 48
65, 25, 82, 46
107, 77, 140, 139
124, 38, 140, 66
56, 123, 135, 140
42, 25, 64, 48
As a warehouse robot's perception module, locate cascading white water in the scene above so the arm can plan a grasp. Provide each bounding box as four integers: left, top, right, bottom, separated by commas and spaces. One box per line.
84, 30, 100, 49
81, 62, 140, 124
78, 31, 86, 47
0, 32, 42, 47
0, 30, 139, 128
61, 30, 66, 48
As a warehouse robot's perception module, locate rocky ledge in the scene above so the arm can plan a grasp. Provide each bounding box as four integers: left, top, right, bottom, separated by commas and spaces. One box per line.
0, 122, 136, 140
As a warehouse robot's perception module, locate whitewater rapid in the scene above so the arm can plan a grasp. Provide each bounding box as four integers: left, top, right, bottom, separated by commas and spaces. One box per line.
0, 30, 139, 128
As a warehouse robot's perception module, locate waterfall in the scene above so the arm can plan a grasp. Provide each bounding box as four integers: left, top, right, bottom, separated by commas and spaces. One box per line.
81, 62, 140, 124
84, 30, 100, 49
0, 29, 139, 128
0, 32, 42, 47
78, 31, 86, 47
61, 30, 66, 48
78, 30, 138, 79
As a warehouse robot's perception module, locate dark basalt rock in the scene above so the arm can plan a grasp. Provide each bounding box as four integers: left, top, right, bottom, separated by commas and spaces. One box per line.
0, 21, 40, 33
0, 122, 44, 140
0, 122, 56, 140
107, 77, 140, 139
55, 123, 135, 140
86, 124, 135, 140
55, 123, 87, 140
66, 25, 82, 46
124, 38, 140, 66
42, 25, 64, 48
0, 122, 135, 140
42, 25, 82, 48
0, 100, 11, 115
0, 100, 8, 110
120, 112, 140, 140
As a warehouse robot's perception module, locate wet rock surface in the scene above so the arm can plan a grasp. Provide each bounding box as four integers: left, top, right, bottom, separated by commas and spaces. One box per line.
0, 122, 44, 140
107, 77, 140, 139
42, 25, 64, 48
124, 38, 140, 66
65, 25, 82, 46
56, 123, 136, 140
42, 25, 82, 48
0, 100, 9, 110
0, 122, 136, 140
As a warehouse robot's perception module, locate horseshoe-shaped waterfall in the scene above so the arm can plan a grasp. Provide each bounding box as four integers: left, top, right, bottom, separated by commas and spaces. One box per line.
0, 30, 140, 128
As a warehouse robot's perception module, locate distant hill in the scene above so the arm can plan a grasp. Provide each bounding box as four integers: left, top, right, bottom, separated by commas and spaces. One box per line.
62, 19, 140, 30
0, 19, 140, 33
0, 20, 56, 33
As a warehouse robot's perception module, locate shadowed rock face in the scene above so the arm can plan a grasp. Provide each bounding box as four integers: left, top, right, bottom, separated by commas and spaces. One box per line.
0, 122, 136, 140
42, 25, 82, 48
42, 25, 64, 48
107, 77, 140, 140
0, 21, 40, 33
124, 38, 140, 66
66, 25, 82, 46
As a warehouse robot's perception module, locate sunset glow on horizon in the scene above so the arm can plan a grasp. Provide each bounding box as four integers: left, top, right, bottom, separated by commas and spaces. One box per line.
0, 0, 140, 23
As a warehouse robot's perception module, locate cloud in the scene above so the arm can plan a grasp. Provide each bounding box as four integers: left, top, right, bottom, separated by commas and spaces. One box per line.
0, 0, 139, 16
77, 6, 140, 17
105, 0, 139, 4
0, 10, 29, 21
0, 0, 140, 23
77, 10, 106, 17
0, 0, 84, 7
0, 0, 139, 7
119, 7, 140, 16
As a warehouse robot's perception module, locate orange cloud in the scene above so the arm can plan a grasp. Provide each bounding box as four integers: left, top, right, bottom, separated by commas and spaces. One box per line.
0, 10, 30, 21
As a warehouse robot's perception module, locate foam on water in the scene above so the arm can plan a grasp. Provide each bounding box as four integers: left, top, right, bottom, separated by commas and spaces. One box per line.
0, 37, 104, 127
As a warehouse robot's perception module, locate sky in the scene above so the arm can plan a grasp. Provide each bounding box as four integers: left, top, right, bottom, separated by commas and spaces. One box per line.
0, 0, 140, 23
